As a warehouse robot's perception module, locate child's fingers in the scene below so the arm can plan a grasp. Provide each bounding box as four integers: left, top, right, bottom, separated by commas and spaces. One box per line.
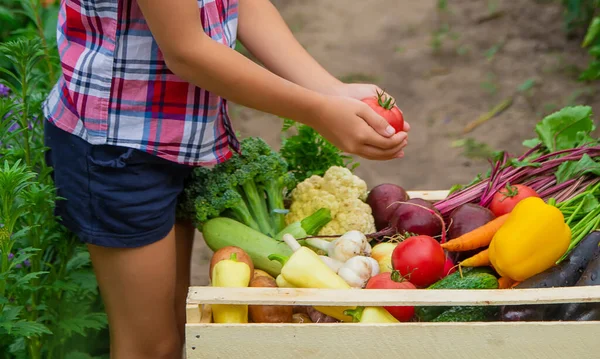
361, 128, 407, 151
403, 120, 411, 132
358, 138, 408, 160
358, 104, 396, 137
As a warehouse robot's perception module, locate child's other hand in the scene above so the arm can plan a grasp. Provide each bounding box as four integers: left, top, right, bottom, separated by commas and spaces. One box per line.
327, 83, 410, 132
309, 95, 408, 161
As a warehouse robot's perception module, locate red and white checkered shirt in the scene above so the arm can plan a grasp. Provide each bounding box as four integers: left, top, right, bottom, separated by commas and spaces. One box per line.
43, 0, 240, 166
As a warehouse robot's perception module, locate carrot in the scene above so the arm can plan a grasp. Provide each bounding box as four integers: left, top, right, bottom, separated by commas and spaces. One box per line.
441, 213, 510, 252
498, 276, 516, 289
510, 281, 521, 289
459, 249, 490, 267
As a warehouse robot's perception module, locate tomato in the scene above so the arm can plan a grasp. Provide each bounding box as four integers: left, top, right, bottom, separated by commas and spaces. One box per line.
489, 184, 540, 217
365, 271, 416, 321
362, 90, 404, 132
391, 235, 445, 287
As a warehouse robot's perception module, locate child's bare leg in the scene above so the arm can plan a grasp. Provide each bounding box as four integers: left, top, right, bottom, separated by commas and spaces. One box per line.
174, 221, 195, 340
88, 228, 181, 359
44, 121, 196, 358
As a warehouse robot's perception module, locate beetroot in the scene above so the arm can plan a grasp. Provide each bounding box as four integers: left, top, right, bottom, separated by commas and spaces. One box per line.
441, 255, 456, 278
447, 203, 496, 262
366, 184, 409, 230
391, 198, 443, 239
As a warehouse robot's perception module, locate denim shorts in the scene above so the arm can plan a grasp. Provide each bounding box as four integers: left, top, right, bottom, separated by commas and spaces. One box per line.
44, 120, 194, 248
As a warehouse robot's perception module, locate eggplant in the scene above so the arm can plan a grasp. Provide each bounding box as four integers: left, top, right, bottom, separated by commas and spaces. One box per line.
556, 243, 600, 321
499, 231, 600, 322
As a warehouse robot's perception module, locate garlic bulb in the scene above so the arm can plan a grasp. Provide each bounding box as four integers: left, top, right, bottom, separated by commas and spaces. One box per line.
337, 256, 380, 288
306, 230, 372, 262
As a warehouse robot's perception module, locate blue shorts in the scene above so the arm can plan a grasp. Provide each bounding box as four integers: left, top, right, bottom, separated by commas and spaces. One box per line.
44, 120, 194, 248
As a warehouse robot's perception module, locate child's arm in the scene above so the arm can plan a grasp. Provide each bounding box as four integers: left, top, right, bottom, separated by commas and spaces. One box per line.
237, 0, 343, 96
236, 0, 410, 133
136, 0, 407, 160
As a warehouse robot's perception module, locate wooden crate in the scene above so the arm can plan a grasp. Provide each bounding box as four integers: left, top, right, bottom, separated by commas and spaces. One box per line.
185, 190, 600, 359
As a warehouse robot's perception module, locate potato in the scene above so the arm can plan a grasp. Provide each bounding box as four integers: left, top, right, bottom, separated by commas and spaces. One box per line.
209, 246, 254, 281
253, 269, 274, 280
292, 313, 313, 323
248, 276, 293, 323
306, 307, 338, 323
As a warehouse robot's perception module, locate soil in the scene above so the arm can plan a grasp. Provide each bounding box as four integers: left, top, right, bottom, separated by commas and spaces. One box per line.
190, 0, 600, 286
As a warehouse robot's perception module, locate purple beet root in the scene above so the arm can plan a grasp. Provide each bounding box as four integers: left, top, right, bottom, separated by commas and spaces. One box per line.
447, 203, 496, 262
391, 198, 443, 238
366, 184, 410, 230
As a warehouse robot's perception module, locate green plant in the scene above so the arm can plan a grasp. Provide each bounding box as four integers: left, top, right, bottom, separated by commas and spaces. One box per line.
561, 0, 599, 33
579, 16, 600, 81
279, 119, 360, 189
0, 3, 109, 357
560, 0, 600, 81
0, 0, 59, 87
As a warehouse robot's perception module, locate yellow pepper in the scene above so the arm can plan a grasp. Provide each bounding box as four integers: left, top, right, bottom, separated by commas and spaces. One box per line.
211, 253, 252, 323
488, 197, 571, 282
344, 306, 399, 323
268, 247, 356, 322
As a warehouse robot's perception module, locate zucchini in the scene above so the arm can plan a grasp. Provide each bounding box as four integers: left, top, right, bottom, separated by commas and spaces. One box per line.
416, 268, 498, 322
202, 217, 293, 277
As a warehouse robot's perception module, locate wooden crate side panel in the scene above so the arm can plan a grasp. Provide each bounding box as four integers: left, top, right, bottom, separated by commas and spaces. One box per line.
185, 321, 600, 359
187, 286, 600, 307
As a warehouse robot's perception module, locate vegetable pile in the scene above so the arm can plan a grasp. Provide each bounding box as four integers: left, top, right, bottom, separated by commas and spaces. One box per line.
188, 105, 600, 324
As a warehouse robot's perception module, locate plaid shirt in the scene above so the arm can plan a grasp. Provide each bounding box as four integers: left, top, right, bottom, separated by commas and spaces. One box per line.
43, 0, 240, 166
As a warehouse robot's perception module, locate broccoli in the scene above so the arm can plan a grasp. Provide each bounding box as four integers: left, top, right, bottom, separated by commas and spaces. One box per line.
178, 137, 295, 237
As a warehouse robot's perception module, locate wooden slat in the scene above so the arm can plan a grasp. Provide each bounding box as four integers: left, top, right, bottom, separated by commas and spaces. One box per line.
199, 304, 212, 324
185, 321, 600, 359
186, 304, 201, 324
187, 286, 600, 306
406, 189, 449, 201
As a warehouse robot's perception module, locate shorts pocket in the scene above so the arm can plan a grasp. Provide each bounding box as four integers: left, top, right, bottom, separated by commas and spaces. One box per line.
87, 145, 143, 169
85, 146, 185, 237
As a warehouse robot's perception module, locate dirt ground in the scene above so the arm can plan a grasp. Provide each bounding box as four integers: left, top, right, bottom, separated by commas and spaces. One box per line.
190, 0, 600, 286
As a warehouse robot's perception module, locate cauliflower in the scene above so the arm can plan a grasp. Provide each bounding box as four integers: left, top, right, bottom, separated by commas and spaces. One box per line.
285, 166, 375, 236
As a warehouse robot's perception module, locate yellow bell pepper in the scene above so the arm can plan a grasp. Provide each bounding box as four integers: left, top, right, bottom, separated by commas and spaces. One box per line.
268, 247, 356, 322
488, 197, 571, 282
211, 253, 252, 323
344, 306, 399, 323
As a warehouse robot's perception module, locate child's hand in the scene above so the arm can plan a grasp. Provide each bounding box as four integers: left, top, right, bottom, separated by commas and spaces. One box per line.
328, 83, 410, 132
308, 95, 408, 161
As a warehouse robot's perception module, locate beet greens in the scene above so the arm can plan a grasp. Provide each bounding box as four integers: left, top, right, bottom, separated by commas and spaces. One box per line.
434, 106, 600, 217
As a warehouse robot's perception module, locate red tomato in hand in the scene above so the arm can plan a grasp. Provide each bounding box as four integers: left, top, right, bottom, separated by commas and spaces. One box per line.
489, 184, 540, 217
365, 271, 416, 321
362, 90, 404, 132
391, 235, 445, 287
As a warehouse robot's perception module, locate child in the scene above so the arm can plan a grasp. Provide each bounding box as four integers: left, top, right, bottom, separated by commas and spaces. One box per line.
43, 0, 410, 358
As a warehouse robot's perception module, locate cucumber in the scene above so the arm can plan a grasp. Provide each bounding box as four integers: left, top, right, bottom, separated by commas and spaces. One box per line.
432, 306, 497, 322
202, 217, 294, 277
428, 267, 496, 289
415, 269, 499, 322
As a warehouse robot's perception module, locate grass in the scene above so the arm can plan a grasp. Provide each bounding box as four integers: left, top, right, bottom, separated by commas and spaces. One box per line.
480, 73, 499, 96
